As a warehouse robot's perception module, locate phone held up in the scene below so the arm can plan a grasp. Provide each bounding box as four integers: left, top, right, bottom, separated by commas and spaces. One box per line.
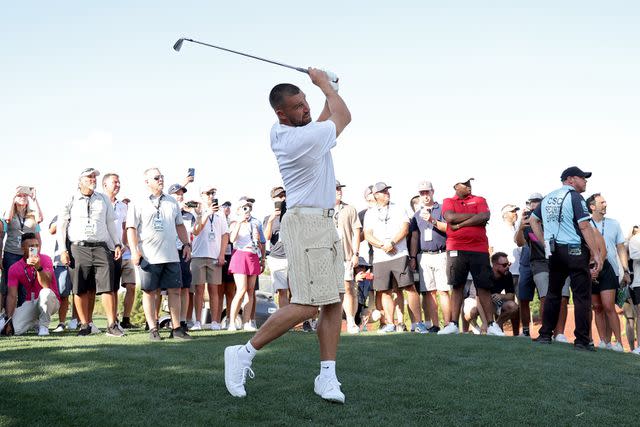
29, 247, 38, 258
274, 200, 287, 217
187, 168, 195, 178
185, 201, 199, 208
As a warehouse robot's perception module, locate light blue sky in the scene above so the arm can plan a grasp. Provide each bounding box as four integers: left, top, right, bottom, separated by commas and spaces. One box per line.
2, 1, 639, 250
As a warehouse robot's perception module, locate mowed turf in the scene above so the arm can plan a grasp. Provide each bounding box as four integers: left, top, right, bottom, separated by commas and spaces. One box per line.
1, 326, 639, 426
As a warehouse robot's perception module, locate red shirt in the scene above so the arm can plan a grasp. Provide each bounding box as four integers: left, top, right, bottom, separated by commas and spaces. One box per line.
7, 254, 60, 302
442, 194, 490, 253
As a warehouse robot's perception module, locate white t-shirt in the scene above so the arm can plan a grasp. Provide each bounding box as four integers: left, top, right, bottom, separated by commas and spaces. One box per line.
270, 120, 337, 209
363, 202, 410, 262
191, 213, 229, 259
629, 234, 640, 288
488, 221, 521, 275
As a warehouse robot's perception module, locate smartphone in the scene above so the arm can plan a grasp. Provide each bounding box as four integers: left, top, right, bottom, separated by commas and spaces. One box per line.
187, 168, 195, 177
274, 201, 283, 210
213, 198, 219, 206
185, 201, 199, 208
29, 247, 38, 258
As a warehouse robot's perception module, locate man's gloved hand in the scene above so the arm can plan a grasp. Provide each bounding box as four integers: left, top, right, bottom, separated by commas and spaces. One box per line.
323, 69, 339, 92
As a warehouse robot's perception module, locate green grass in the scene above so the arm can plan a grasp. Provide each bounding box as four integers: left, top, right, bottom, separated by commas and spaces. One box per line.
1, 325, 639, 426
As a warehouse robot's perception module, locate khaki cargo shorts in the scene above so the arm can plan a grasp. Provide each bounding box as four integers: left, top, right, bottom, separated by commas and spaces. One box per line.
281, 209, 344, 306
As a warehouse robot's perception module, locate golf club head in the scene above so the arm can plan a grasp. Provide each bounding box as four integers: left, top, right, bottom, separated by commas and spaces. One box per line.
173, 38, 185, 52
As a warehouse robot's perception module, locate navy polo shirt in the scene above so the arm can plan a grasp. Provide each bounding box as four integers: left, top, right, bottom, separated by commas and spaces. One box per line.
410, 202, 447, 252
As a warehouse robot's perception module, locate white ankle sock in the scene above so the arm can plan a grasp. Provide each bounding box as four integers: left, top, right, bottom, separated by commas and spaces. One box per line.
320, 360, 336, 379
238, 341, 257, 363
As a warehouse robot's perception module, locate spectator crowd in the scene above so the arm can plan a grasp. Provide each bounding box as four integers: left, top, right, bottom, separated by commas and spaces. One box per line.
1, 166, 639, 355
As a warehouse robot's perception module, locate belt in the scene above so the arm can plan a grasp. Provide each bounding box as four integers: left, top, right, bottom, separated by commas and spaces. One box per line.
72, 241, 107, 248
421, 249, 446, 254
287, 207, 335, 218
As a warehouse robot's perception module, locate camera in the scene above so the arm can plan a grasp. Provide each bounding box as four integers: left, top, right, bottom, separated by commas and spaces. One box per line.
242, 206, 252, 213
185, 201, 199, 208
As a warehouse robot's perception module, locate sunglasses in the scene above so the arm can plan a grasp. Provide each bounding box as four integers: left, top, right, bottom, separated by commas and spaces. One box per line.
153, 175, 164, 181
497, 262, 511, 268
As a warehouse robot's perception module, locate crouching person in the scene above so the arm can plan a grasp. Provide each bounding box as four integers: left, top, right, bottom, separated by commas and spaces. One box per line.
2, 233, 60, 336
490, 252, 519, 335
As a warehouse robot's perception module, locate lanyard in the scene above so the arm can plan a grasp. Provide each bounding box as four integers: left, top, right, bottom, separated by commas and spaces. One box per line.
152, 195, 164, 218
16, 213, 26, 231
23, 265, 37, 284
591, 218, 605, 236
85, 197, 92, 223
209, 214, 215, 232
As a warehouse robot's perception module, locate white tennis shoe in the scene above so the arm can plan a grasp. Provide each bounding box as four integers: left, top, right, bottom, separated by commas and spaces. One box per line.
314, 375, 345, 404
224, 345, 254, 398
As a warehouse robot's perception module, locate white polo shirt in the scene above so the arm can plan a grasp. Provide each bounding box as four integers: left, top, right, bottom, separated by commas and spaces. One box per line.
270, 120, 337, 209
126, 194, 183, 264
363, 202, 410, 262
191, 213, 229, 259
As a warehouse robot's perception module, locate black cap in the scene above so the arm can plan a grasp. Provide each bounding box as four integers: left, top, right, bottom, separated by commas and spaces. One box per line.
221, 201, 231, 208
560, 166, 592, 181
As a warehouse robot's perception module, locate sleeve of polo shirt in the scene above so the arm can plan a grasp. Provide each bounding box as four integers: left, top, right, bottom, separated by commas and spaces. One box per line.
125, 202, 139, 230
351, 207, 362, 229
303, 121, 337, 159
409, 216, 418, 233
40, 255, 60, 299
401, 207, 411, 223
173, 200, 184, 226
441, 198, 453, 216
612, 220, 625, 245
363, 209, 372, 231
570, 191, 590, 222
476, 197, 490, 213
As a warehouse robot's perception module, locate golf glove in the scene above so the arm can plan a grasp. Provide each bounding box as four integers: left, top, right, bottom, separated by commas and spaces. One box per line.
322, 69, 339, 92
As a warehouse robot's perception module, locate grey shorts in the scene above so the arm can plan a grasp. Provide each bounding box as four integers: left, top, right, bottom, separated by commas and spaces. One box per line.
120, 259, 136, 286
138, 259, 182, 292
281, 209, 344, 306
533, 271, 571, 298
372, 256, 414, 291
190, 257, 222, 289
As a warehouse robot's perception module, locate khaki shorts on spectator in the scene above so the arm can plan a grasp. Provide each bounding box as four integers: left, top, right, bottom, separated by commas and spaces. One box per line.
267, 256, 288, 291
372, 256, 414, 291
343, 261, 354, 281
190, 257, 222, 290
281, 209, 344, 306
417, 252, 450, 292
120, 259, 137, 286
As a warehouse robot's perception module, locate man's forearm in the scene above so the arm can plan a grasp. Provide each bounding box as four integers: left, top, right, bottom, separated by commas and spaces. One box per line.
6, 292, 17, 317
444, 212, 475, 224
37, 271, 52, 287
458, 212, 490, 228
317, 100, 331, 122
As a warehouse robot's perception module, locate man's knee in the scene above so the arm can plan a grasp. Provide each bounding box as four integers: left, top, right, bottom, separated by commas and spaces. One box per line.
592, 303, 603, 314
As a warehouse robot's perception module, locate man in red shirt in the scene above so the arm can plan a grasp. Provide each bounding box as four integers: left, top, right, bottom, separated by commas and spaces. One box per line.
438, 178, 505, 336
2, 233, 60, 336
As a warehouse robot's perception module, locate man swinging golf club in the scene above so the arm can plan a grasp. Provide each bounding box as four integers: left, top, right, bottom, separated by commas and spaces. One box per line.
224, 68, 351, 403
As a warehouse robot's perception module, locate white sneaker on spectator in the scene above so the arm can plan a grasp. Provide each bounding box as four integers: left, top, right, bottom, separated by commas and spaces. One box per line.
632, 347, 640, 355
487, 322, 505, 336
469, 324, 481, 335
610, 342, 624, 352
395, 323, 408, 333
598, 341, 608, 350
224, 345, 254, 398
347, 324, 360, 334
438, 322, 460, 335
310, 319, 318, 331
314, 375, 345, 404
243, 322, 257, 332
370, 310, 382, 322
38, 326, 50, 336
377, 324, 395, 334
250, 320, 257, 329
52, 323, 66, 333
191, 321, 202, 331
210, 321, 221, 331
0, 316, 6, 332
69, 318, 79, 330
89, 322, 100, 334
554, 334, 568, 343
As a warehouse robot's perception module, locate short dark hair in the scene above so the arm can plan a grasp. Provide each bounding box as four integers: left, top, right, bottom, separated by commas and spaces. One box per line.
491, 252, 508, 264
21, 232, 37, 243
269, 83, 301, 110
586, 193, 601, 213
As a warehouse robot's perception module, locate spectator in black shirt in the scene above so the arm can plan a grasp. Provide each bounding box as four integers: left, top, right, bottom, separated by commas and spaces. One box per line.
490, 252, 519, 335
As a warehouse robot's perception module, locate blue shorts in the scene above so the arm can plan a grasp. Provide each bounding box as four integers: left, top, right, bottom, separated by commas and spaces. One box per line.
517, 264, 535, 301
138, 260, 182, 292
55, 266, 73, 298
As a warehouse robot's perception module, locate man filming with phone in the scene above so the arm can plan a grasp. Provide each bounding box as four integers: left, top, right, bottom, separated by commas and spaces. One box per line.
264, 186, 289, 308
1, 233, 60, 336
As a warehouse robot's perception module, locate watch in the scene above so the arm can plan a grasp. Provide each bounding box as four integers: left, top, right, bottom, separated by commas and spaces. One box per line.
36, 266, 44, 272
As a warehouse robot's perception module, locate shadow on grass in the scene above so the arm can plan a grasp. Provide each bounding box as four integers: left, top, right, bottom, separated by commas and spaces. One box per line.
1, 331, 639, 426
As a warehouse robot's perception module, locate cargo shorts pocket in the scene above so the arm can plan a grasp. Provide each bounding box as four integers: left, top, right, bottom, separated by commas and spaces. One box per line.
303, 242, 342, 304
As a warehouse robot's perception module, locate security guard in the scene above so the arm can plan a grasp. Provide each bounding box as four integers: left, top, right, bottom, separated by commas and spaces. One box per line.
530, 166, 602, 350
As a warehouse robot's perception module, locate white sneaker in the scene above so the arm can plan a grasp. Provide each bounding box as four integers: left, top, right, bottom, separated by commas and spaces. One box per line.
0, 316, 5, 332
370, 309, 382, 322
554, 334, 568, 343
224, 345, 254, 398
69, 318, 79, 330
89, 322, 100, 334
347, 324, 360, 334
487, 322, 505, 337
598, 341, 608, 350
632, 347, 640, 355
190, 321, 202, 331
469, 324, 481, 335
377, 324, 395, 334
38, 326, 50, 336
438, 322, 460, 335
314, 375, 345, 404
610, 342, 624, 353
52, 323, 66, 333
210, 321, 221, 331
243, 322, 257, 332
227, 324, 238, 332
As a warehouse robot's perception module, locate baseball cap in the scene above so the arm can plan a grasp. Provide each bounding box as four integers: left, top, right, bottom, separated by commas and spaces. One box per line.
221, 201, 231, 208
454, 178, 474, 189
270, 186, 285, 198
501, 204, 520, 215
373, 182, 391, 193
239, 195, 256, 203
168, 183, 187, 195
15, 185, 33, 196
527, 192, 543, 202
200, 184, 216, 194
417, 180, 434, 192
560, 166, 592, 181
363, 185, 374, 199
336, 180, 346, 188
80, 167, 100, 177
238, 197, 254, 208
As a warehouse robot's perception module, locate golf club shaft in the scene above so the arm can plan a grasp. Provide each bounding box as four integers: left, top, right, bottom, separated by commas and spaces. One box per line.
179, 38, 309, 75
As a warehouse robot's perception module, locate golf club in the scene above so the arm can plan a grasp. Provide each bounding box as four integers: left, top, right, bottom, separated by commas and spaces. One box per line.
173, 38, 337, 83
